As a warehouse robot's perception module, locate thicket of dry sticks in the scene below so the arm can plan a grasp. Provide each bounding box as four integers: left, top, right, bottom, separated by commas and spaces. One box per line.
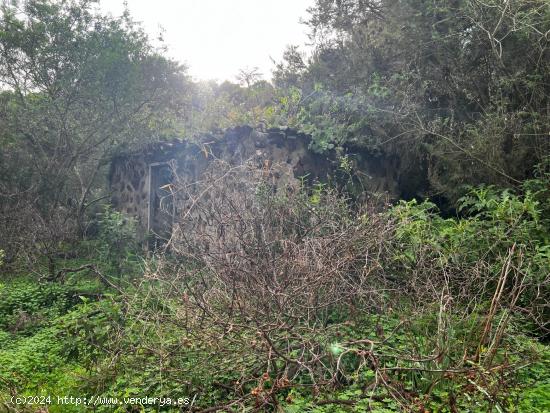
133, 160, 548, 411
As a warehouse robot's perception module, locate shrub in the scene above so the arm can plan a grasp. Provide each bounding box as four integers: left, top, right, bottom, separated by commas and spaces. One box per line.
128, 160, 549, 410
96, 206, 141, 277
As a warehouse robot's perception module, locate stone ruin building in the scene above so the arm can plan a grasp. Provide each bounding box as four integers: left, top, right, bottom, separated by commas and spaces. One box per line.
109, 125, 402, 248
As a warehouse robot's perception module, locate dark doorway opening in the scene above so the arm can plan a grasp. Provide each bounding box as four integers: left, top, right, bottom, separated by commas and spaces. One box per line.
147, 162, 175, 249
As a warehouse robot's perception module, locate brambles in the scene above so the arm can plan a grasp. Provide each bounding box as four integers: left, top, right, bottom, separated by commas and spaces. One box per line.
0, 170, 547, 411
119, 160, 550, 411
0, 160, 547, 411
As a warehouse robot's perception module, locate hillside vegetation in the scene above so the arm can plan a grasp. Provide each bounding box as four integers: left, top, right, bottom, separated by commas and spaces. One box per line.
0, 0, 549, 412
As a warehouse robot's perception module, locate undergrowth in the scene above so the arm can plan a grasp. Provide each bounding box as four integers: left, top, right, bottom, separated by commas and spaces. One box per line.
0, 171, 548, 412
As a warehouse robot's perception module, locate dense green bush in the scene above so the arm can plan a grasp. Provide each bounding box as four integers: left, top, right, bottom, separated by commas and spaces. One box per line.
96, 206, 141, 277
389, 173, 549, 330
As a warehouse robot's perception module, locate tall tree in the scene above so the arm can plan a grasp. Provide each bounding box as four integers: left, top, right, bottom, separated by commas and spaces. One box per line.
0, 0, 189, 269
236, 66, 262, 88
274, 0, 550, 202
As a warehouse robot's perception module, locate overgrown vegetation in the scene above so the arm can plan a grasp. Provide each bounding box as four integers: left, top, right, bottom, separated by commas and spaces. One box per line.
1, 170, 549, 411
0, 0, 548, 412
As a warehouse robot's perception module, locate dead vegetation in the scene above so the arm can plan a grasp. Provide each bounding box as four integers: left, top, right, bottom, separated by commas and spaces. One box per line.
130, 159, 549, 411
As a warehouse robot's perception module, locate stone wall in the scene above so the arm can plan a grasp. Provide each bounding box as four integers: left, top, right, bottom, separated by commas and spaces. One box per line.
109, 125, 401, 245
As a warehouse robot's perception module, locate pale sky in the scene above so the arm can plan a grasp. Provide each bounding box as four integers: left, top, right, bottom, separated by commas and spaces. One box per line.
99, 0, 313, 82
